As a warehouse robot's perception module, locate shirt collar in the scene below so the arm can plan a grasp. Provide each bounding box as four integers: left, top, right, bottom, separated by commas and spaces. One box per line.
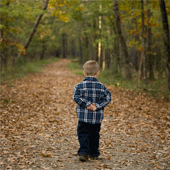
83, 77, 98, 82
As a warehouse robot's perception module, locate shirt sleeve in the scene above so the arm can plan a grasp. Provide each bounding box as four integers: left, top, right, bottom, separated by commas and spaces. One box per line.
73, 84, 92, 107
95, 87, 111, 109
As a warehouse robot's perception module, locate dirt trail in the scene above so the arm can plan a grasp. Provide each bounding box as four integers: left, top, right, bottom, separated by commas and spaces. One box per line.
0, 59, 170, 170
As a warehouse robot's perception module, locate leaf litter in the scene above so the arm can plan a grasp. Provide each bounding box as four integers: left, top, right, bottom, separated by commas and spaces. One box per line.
0, 59, 170, 170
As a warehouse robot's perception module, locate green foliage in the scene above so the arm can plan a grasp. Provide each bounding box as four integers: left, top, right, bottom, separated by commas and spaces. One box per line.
69, 3, 85, 21
15, 56, 27, 66
67, 61, 83, 76
1, 0, 170, 93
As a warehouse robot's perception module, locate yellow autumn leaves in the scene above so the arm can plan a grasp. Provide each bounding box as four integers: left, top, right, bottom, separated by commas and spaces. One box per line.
48, 0, 85, 23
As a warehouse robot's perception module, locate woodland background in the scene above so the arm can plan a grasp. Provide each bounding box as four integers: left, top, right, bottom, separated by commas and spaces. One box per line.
1, 1, 170, 169
0, 0, 170, 98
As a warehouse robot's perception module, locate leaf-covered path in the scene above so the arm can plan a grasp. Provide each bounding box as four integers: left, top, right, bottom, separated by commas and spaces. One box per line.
0, 59, 170, 170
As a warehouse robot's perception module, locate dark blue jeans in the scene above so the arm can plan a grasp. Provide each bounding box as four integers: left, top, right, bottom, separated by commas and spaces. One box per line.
77, 121, 101, 157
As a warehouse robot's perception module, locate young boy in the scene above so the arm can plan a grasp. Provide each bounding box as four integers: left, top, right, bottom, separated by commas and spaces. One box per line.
73, 60, 111, 161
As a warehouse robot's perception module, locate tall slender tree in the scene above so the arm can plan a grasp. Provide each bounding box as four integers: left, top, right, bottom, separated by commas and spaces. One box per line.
147, 0, 155, 80
78, 23, 83, 63
17, 0, 49, 59
0, 1, 10, 71
113, 0, 132, 79
62, 33, 67, 58
139, 0, 147, 81
159, 0, 170, 91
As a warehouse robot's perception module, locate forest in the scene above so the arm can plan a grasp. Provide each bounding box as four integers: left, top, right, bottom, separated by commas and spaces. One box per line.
1, 0, 170, 94
1, 1, 170, 169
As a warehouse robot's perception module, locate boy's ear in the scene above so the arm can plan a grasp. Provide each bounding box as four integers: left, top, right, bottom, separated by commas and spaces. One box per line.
83, 71, 87, 77
96, 71, 100, 77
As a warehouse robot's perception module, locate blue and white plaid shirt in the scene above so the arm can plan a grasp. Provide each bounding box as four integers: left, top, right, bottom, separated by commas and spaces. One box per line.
73, 77, 111, 124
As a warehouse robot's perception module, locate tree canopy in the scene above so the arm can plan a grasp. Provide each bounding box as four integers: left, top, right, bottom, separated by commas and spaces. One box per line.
1, 0, 170, 90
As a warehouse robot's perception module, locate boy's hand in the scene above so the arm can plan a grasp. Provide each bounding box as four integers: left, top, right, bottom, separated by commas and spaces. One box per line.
87, 103, 97, 111
87, 105, 92, 110
91, 103, 97, 111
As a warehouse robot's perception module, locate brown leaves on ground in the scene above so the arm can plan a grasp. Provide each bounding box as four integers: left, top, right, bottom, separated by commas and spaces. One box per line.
0, 59, 170, 170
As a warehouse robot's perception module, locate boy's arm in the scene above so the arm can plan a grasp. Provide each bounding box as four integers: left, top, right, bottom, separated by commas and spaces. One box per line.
73, 85, 92, 107
95, 88, 111, 109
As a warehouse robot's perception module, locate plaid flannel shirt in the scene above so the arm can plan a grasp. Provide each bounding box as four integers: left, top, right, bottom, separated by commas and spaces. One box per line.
73, 77, 111, 124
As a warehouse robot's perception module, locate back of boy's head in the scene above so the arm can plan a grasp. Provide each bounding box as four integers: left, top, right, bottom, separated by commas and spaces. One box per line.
83, 60, 99, 76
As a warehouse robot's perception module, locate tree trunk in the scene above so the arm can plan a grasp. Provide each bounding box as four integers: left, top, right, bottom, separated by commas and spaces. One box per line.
93, 18, 98, 62
62, 33, 67, 58
16, 0, 49, 60
71, 39, 76, 58
109, 21, 120, 73
24, 0, 49, 52
83, 29, 89, 61
105, 49, 111, 69
78, 23, 83, 63
103, 48, 106, 70
0, 1, 10, 71
40, 40, 46, 60
147, 0, 155, 80
139, 0, 147, 81
131, 10, 139, 71
138, 56, 144, 80
89, 36, 93, 60
113, 0, 132, 79
0, 22, 5, 72
95, 44, 98, 62
98, 5, 102, 68
100, 46, 103, 69
159, 0, 170, 91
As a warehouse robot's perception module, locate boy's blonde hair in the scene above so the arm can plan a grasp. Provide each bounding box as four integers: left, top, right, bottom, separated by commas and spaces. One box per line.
83, 60, 99, 76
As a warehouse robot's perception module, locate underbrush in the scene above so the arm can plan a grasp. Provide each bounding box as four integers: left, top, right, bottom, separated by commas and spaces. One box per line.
1, 57, 59, 84
67, 61, 84, 76
67, 60, 170, 102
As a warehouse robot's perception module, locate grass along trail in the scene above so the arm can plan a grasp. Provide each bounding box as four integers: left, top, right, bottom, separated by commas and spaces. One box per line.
0, 59, 170, 170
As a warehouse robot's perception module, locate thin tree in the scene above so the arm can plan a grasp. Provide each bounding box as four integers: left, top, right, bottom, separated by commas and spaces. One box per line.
159, 0, 170, 91
17, 0, 49, 59
78, 23, 83, 63
147, 0, 155, 80
62, 33, 67, 58
113, 0, 132, 79
0, 1, 10, 72
98, 5, 103, 69
139, 0, 147, 81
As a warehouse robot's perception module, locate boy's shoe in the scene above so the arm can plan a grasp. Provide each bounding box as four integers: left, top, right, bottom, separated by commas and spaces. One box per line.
88, 155, 99, 160
92, 156, 99, 160
79, 155, 88, 161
